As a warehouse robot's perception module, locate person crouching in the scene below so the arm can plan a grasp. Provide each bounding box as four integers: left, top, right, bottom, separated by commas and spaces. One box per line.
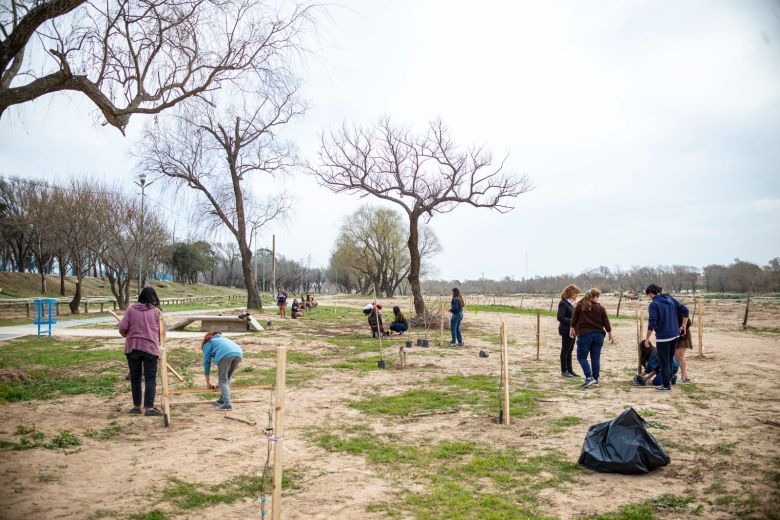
202, 331, 243, 411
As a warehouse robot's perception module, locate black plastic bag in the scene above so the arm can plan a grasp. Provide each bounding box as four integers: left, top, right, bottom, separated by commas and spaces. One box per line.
578, 407, 670, 474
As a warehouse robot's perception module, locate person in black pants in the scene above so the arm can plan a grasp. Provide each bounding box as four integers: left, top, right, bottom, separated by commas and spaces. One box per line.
644, 284, 689, 392
557, 284, 581, 377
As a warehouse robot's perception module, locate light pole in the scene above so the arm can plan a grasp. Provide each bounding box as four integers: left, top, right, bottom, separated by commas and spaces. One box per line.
133, 173, 155, 294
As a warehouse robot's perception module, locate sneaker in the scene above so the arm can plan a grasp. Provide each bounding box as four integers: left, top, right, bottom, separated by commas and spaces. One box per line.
216, 403, 233, 411
671, 375, 678, 385
214, 398, 225, 405
449, 342, 456, 347
593, 379, 599, 386
567, 371, 580, 377
144, 407, 164, 416
581, 377, 596, 388
457, 343, 464, 347
562, 372, 574, 378
128, 407, 142, 415
655, 386, 671, 392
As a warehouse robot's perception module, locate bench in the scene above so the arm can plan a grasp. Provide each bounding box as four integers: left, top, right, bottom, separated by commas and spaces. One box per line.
169, 315, 264, 332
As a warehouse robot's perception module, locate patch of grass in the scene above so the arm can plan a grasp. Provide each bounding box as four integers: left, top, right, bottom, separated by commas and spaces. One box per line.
330, 355, 390, 372
0, 423, 45, 450
636, 409, 656, 417
38, 472, 60, 482
715, 441, 736, 455
127, 511, 167, 520
551, 416, 583, 428
351, 390, 461, 416
232, 367, 316, 388
43, 429, 81, 450
744, 326, 780, 334
0, 371, 119, 402
316, 427, 580, 519
325, 333, 405, 354
0, 337, 119, 368
85, 422, 123, 441
592, 494, 696, 519
162, 470, 301, 511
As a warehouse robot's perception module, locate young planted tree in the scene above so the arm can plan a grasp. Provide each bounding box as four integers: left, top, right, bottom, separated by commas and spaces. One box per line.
312, 119, 530, 317
0, 0, 312, 133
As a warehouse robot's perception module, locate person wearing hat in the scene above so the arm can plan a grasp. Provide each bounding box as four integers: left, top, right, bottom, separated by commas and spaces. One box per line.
367, 303, 388, 337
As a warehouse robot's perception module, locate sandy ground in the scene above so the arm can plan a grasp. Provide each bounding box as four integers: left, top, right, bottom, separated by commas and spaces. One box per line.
0, 295, 778, 520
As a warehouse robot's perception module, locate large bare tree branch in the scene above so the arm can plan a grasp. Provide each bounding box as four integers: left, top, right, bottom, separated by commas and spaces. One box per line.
0, 0, 314, 133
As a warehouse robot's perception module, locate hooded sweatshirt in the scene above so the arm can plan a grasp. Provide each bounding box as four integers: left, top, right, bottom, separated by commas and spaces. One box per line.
119, 303, 161, 356
202, 334, 244, 374
647, 294, 689, 342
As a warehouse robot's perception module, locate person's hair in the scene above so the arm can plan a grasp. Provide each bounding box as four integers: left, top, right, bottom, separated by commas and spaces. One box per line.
452, 287, 465, 307
560, 284, 581, 300
393, 305, 401, 317
578, 288, 601, 312
638, 340, 656, 368
201, 330, 222, 349
645, 284, 662, 296
138, 287, 160, 308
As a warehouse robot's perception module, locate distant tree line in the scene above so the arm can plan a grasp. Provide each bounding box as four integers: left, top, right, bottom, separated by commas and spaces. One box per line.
0, 176, 325, 311
422, 259, 780, 296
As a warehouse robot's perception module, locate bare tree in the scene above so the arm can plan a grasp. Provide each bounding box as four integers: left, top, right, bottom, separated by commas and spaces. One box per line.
1, 0, 314, 133
24, 182, 58, 293
0, 176, 32, 272
100, 192, 168, 309
52, 180, 109, 312
137, 81, 301, 308
312, 119, 530, 317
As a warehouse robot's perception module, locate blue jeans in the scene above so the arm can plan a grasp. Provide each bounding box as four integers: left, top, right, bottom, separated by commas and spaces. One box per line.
389, 322, 408, 333
450, 312, 463, 344
576, 332, 605, 380
656, 338, 679, 388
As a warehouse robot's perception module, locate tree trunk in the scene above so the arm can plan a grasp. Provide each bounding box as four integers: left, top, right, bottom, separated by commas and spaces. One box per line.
406, 212, 424, 317
70, 278, 83, 313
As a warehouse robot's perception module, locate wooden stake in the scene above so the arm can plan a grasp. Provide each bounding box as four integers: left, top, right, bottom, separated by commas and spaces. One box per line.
639, 307, 645, 341
501, 322, 510, 425
439, 301, 445, 346
742, 282, 751, 330
697, 300, 703, 358
616, 292, 623, 317
535, 309, 541, 361
271, 346, 287, 520
159, 315, 171, 427
398, 345, 406, 367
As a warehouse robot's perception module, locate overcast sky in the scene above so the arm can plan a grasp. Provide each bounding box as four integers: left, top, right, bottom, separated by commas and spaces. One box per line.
1, 0, 779, 281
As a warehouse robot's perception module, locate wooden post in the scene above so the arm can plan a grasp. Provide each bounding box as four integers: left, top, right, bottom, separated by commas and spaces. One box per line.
84, 301, 88, 314
501, 322, 510, 425
398, 345, 406, 367
27, 302, 30, 317
742, 282, 751, 330
159, 315, 171, 427
639, 307, 645, 341
616, 292, 623, 317
439, 301, 444, 346
100, 302, 104, 313
549, 296, 554, 312
271, 346, 287, 520
535, 309, 541, 361
697, 300, 703, 358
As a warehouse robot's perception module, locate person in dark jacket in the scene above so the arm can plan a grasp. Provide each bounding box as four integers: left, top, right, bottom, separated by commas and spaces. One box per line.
119, 287, 165, 416
644, 284, 689, 391
570, 288, 613, 388
276, 287, 288, 318
389, 306, 409, 334
449, 288, 465, 346
368, 304, 388, 337
556, 284, 581, 378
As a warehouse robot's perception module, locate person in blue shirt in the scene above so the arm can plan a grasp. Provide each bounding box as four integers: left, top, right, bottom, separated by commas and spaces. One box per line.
202, 331, 244, 411
449, 288, 465, 347
291, 299, 302, 319
633, 340, 679, 386
643, 284, 688, 392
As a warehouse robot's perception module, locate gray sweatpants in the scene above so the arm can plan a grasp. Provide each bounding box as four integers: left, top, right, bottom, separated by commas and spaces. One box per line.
217, 356, 242, 406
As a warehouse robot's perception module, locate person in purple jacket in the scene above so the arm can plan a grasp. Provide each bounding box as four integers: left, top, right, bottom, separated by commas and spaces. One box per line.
643, 284, 689, 392
119, 287, 165, 416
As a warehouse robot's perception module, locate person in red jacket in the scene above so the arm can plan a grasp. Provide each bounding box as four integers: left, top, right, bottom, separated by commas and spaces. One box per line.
119, 287, 165, 416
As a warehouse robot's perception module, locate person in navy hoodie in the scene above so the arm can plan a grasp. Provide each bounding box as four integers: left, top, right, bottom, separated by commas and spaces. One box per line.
556, 284, 580, 378
643, 284, 689, 392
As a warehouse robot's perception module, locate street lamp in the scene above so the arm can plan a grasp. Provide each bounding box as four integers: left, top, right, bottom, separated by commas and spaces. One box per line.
133, 173, 156, 294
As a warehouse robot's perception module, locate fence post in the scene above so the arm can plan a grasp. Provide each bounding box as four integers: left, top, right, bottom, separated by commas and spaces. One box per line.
535, 309, 541, 361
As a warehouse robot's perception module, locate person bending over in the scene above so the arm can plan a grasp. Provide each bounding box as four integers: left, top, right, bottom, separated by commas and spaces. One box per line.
368, 304, 388, 337
633, 340, 679, 386
644, 284, 688, 392
202, 331, 244, 411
